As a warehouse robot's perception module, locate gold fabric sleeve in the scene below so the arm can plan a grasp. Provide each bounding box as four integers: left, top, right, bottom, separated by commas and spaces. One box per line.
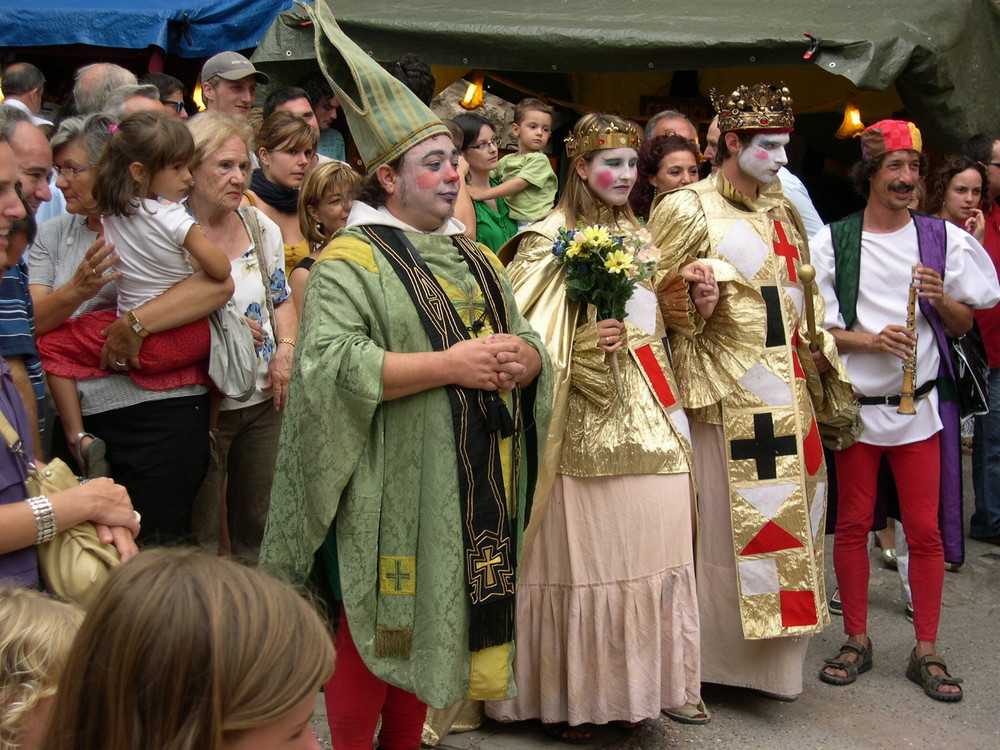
509, 211, 693, 551
650, 188, 767, 414
569, 306, 615, 409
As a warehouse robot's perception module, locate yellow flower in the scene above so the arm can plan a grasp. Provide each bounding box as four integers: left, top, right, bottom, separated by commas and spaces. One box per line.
604, 249, 634, 274
565, 242, 581, 258
582, 225, 611, 246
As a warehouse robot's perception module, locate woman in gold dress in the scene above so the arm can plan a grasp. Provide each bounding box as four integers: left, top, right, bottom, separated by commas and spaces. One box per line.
486, 114, 717, 742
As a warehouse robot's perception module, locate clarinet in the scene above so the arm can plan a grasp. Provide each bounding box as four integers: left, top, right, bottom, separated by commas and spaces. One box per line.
897, 265, 918, 415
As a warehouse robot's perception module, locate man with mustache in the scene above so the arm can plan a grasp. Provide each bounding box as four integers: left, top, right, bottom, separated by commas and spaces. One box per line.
810, 120, 1000, 701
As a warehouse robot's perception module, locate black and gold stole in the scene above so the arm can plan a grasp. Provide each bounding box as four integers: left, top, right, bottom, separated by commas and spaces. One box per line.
362, 225, 520, 652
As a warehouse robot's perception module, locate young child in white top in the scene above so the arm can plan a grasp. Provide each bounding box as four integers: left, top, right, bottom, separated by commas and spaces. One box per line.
36, 111, 231, 476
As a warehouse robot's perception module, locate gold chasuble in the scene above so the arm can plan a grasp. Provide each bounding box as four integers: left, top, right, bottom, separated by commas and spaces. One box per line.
649, 172, 851, 639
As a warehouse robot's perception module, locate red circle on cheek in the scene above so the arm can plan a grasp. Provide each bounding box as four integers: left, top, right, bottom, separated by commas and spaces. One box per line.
754, 150, 769, 161
594, 170, 615, 190
415, 172, 438, 190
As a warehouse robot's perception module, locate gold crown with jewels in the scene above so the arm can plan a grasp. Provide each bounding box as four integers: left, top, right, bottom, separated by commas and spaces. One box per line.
564, 124, 642, 157
710, 83, 794, 133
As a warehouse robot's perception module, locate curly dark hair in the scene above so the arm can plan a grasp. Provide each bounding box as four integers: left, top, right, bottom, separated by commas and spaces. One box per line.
924, 155, 988, 216
384, 54, 435, 105
629, 134, 700, 220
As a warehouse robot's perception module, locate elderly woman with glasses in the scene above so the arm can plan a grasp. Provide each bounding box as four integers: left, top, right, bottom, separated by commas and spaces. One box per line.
27, 112, 232, 542
453, 113, 518, 252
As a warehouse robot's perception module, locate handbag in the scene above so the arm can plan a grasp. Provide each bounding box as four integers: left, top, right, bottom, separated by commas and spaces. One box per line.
208, 300, 257, 402
0, 414, 120, 608
950, 321, 990, 420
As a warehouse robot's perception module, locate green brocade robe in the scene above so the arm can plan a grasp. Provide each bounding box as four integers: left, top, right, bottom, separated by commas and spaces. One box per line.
259, 225, 552, 709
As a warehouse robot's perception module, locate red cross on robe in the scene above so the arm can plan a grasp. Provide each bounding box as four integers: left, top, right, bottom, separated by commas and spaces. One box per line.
773, 220, 799, 282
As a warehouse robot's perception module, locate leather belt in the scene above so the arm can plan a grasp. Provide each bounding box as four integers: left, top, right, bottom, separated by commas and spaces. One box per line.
857, 380, 936, 407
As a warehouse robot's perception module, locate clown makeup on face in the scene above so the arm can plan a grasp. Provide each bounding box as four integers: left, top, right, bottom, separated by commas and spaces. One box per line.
577, 147, 638, 206
737, 133, 789, 185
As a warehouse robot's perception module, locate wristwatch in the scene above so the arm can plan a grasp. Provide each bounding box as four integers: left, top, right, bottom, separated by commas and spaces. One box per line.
126, 309, 150, 338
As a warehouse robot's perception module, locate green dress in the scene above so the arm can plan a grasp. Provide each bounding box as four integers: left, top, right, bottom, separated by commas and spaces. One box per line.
259, 223, 551, 709
472, 178, 518, 253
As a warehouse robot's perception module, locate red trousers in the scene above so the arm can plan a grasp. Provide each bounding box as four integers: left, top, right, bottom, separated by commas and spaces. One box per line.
325, 605, 426, 750
833, 434, 943, 642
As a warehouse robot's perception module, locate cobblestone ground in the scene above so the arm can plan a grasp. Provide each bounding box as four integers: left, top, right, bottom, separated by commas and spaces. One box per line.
311, 456, 1000, 750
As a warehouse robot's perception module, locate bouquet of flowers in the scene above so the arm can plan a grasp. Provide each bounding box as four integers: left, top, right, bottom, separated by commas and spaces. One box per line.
552, 224, 660, 394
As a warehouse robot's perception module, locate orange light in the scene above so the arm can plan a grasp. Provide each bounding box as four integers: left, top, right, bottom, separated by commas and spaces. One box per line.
459, 72, 485, 110
192, 82, 205, 112
835, 94, 864, 139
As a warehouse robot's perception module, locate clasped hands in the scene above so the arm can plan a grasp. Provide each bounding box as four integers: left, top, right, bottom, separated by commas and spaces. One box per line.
449, 333, 541, 391
657, 260, 719, 322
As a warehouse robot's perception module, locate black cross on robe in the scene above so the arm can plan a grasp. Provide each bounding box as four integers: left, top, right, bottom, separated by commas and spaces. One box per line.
730, 412, 797, 480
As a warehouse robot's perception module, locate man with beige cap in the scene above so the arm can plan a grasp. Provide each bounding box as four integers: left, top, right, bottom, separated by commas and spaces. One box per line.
199, 51, 269, 118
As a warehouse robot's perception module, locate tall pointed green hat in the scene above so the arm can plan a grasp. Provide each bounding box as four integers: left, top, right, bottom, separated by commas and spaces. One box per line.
305, 1, 449, 170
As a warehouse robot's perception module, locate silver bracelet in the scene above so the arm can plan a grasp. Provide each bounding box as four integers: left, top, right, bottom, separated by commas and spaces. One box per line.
25, 496, 57, 544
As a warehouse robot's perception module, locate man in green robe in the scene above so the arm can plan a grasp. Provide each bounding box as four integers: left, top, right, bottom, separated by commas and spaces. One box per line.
258, 7, 551, 750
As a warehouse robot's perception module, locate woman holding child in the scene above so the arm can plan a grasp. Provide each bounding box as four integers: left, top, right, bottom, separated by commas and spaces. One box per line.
467, 98, 557, 230
486, 113, 716, 741
28, 113, 231, 541
453, 113, 518, 252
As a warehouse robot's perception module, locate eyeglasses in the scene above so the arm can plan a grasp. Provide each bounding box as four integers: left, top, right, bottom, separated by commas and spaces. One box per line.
161, 99, 186, 114
981, 162, 1000, 168
52, 165, 91, 180
470, 137, 500, 151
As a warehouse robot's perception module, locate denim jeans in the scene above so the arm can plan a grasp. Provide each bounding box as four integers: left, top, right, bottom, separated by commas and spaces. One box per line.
971, 368, 1000, 538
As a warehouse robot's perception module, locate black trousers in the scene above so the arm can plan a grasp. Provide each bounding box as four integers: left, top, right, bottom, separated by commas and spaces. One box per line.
52, 394, 210, 544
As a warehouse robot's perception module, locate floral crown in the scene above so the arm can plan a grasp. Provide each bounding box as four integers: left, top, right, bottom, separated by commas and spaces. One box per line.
710, 83, 794, 133
565, 125, 641, 157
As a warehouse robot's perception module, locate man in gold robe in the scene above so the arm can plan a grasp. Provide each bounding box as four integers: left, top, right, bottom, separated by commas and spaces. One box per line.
647, 83, 852, 700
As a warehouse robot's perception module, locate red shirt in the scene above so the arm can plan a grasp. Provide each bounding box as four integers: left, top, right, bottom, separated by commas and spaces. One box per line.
975, 198, 1000, 367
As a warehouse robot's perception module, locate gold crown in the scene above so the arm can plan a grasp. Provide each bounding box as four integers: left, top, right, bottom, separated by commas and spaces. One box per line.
710, 83, 794, 132
565, 125, 642, 157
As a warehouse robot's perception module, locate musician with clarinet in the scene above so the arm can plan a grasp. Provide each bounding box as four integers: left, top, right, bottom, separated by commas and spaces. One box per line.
810, 120, 1000, 702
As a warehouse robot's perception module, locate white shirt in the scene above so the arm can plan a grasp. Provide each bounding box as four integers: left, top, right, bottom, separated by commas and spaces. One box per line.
102, 199, 196, 315
777, 167, 824, 240
1, 97, 52, 127
811, 218, 1000, 445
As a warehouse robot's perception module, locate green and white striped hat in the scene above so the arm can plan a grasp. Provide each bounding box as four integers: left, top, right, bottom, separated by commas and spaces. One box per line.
308, 1, 449, 170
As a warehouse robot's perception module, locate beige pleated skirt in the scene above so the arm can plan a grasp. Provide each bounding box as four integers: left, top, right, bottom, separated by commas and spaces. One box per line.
487, 472, 701, 726
692, 421, 810, 698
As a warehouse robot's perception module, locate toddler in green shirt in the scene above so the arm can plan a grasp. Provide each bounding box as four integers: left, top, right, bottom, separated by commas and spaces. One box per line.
469, 98, 557, 228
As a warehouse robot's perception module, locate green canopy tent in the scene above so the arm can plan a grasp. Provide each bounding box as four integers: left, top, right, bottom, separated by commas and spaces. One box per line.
252, 0, 1000, 152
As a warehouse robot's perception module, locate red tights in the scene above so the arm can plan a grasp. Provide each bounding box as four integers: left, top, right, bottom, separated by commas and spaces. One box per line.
325, 605, 427, 750
833, 435, 943, 642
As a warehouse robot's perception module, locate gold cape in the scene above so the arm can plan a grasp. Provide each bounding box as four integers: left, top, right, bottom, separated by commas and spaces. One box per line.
501, 210, 694, 554
648, 172, 853, 639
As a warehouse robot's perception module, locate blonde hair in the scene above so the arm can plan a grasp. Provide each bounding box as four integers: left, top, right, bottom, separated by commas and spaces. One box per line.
297, 161, 362, 247
41, 549, 335, 750
186, 111, 254, 171
0, 589, 83, 750
556, 113, 642, 227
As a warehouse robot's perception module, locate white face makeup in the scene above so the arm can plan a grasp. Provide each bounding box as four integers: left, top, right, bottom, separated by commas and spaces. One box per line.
577, 147, 638, 206
737, 133, 789, 185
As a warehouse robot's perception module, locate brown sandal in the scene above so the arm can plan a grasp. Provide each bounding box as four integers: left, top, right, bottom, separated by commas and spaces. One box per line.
905, 649, 963, 702
819, 639, 873, 685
